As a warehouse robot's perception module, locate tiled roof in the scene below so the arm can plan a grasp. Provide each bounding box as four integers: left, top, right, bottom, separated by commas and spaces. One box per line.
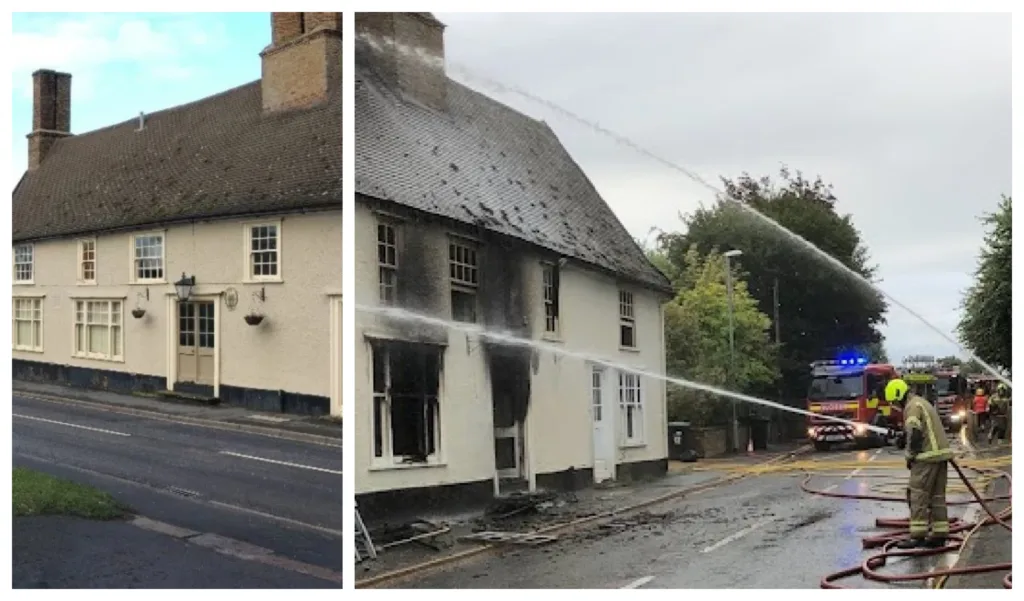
13, 80, 342, 242
354, 45, 671, 293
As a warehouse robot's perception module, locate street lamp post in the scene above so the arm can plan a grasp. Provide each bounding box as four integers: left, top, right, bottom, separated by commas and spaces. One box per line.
724, 249, 743, 452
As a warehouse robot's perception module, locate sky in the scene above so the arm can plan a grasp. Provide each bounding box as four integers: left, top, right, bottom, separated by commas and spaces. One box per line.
434, 11, 1012, 365
11, 12, 269, 181
9, 12, 1011, 366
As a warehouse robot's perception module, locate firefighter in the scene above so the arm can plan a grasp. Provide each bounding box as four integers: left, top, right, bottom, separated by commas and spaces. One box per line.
886, 378, 954, 549
988, 383, 1010, 444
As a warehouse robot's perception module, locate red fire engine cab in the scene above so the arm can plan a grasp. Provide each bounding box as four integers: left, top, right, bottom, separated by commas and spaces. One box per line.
806, 358, 901, 451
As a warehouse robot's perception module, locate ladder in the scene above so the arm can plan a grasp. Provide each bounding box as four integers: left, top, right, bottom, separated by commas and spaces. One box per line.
354, 504, 377, 563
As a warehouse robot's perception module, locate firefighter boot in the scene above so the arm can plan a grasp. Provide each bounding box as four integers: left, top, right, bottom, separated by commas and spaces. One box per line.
895, 537, 927, 550
924, 537, 949, 549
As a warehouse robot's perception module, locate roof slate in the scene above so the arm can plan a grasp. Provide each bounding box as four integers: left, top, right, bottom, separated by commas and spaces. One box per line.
354, 44, 671, 293
13, 80, 342, 242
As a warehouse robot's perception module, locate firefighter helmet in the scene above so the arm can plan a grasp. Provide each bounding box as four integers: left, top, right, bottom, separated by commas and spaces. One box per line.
997, 383, 1009, 395
885, 378, 910, 404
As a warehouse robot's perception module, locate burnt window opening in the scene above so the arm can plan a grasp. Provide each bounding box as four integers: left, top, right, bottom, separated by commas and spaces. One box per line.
377, 222, 398, 305
449, 237, 479, 323
619, 372, 644, 444
619, 290, 636, 348
542, 262, 560, 334
371, 340, 442, 462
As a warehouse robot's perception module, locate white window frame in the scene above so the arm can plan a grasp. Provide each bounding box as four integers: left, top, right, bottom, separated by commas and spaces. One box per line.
542, 262, 560, 337
130, 232, 166, 284
243, 220, 283, 283
377, 220, 398, 305
72, 299, 125, 362
618, 372, 645, 446
619, 289, 637, 349
371, 342, 443, 467
12, 296, 44, 352
77, 238, 98, 285
14, 244, 34, 285
449, 235, 479, 323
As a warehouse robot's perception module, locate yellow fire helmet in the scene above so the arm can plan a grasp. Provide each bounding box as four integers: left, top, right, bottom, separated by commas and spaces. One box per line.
885, 378, 909, 404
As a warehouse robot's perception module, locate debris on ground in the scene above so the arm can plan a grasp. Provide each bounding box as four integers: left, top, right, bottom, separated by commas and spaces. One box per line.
369, 519, 454, 552
460, 531, 558, 546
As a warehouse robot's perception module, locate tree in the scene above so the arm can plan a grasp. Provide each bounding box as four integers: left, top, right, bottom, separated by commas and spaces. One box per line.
957, 196, 1011, 373
661, 245, 779, 426
658, 167, 888, 404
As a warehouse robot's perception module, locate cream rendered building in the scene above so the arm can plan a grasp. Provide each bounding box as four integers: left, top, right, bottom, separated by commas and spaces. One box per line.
12, 12, 343, 417
354, 13, 673, 517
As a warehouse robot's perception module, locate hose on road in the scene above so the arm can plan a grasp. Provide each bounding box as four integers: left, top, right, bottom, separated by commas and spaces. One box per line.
803, 456, 1012, 589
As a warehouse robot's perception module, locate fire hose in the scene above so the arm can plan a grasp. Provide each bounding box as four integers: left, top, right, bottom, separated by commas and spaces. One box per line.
803, 457, 1012, 589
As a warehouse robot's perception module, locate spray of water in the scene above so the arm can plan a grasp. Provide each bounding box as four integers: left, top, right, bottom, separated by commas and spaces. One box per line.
358, 305, 890, 436
442, 65, 1011, 390
355, 28, 1010, 388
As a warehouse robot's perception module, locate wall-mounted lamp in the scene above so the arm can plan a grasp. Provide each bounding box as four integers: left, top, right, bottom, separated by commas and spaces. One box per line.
174, 273, 196, 302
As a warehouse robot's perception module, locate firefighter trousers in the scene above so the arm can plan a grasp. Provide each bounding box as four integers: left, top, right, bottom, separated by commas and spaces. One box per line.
907, 460, 949, 539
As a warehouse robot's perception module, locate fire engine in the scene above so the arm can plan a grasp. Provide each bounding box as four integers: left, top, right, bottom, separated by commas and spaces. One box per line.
806, 357, 900, 451
935, 368, 970, 431
899, 358, 970, 432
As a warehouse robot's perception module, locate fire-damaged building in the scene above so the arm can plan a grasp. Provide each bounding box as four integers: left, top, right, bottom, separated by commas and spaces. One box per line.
354, 12, 674, 517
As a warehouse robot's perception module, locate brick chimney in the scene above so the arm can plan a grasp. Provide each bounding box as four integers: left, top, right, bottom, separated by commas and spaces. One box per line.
261, 12, 342, 113
356, 13, 447, 112
27, 69, 72, 171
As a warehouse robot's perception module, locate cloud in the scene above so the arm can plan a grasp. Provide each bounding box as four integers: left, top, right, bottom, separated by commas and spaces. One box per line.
11, 14, 225, 100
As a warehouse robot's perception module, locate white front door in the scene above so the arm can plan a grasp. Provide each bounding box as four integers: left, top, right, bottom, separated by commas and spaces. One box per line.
591, 366, 615, 483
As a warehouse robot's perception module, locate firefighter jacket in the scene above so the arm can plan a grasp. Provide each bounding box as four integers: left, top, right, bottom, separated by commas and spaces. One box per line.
990, 393, 1010, 416
903, 393, 953, 463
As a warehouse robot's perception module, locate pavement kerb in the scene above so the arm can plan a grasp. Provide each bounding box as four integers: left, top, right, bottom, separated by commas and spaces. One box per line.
932, 451, 1012, 590
128, 515, 344, 585
14, 389, 343, 449
355, 444, 812, 589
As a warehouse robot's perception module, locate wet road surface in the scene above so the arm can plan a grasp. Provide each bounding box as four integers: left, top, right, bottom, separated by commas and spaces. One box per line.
13, 392, 342, 583
388, 446, 978, 589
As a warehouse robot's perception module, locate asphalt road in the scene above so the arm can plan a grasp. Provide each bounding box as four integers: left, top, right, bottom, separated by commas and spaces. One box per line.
388, 446, 981, 589
12, 392, 342, 584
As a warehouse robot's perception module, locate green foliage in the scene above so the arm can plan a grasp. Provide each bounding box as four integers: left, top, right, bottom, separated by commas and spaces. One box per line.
660, 245, 778, 426
13, 468, 127, 520
658, 167, 888, 403
957, 196, 1012, 373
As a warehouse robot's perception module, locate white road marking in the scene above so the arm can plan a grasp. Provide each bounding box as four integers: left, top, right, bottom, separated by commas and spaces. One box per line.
220, 451, 342, 475
14, 413, 131, 437
620, 575, 655, 589
701, 517, 774, 554
823, 484, 838, 493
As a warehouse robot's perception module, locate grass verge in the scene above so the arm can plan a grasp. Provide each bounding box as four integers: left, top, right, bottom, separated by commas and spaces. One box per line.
13, 468, 128, 520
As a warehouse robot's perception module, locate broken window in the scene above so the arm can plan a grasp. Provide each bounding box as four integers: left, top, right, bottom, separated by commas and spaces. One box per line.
377, 222, 398, 305
371, 340, 442, 463
542, 262, 560, 334
619, 290, 636, 348
449, 237, 478, 323
619, 372, 644, 445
